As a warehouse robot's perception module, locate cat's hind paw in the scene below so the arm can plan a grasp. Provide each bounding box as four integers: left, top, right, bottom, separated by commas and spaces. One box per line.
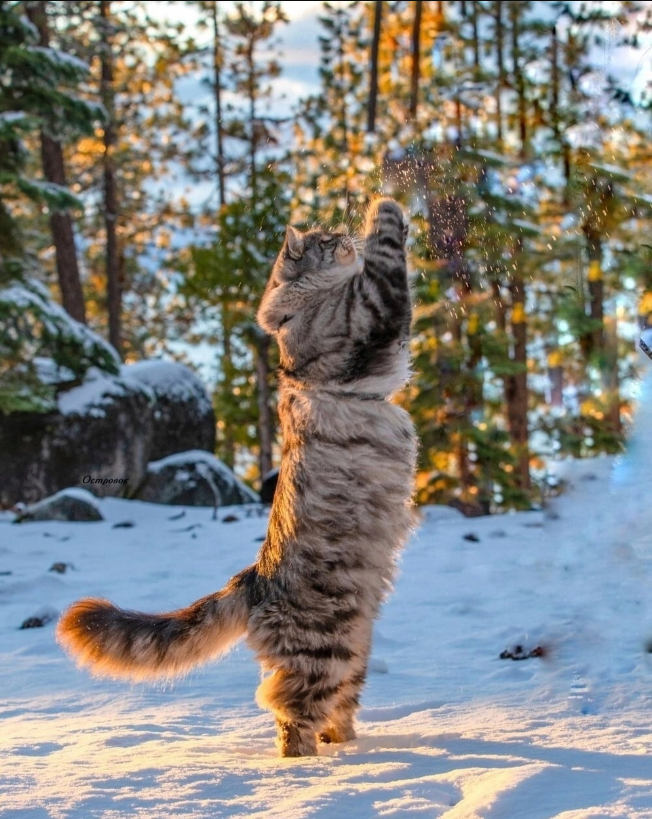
318, 725, 357, 744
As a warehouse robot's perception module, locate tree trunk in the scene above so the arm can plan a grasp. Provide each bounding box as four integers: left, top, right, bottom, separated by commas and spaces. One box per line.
211, 1, 226, 208
220, 299, 236, 469
256, 334, 273, 480
491, 276, 507, 331
583, 228, 620, 432
505, 243, 530, 491
494, 1, 504, 147
409, 0, 422, 121
428, 187, 478, 497
367, 0, 382, 133
509, 2, 527, 159
335, 26, 352, 215
585, 231, 604, 358
246, 37, 257, 200
26, 0, 86, 324
99, 0, 122, 357
455, 96, 464, 148
604, 315, 621, 435
471, 0, 480, 72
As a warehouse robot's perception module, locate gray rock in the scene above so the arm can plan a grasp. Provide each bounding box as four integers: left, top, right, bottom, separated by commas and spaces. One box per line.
447, 497, 490, 518
134, 450, 259, 507
0, 359, 216, 509
121, 361, 215, 462
15, 488, 103, 523
0, 367, 153, 507
20, 606, 58, 629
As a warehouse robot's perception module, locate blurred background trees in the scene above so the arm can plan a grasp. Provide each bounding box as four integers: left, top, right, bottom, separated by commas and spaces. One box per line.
1, 0, 651, 506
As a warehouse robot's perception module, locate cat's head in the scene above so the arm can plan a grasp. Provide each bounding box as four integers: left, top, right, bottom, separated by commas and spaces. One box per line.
257, 225, 360, 334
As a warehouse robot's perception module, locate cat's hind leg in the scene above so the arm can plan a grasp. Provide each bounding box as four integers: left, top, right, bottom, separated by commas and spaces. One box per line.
318, 668, 366, 745
258, 668, 339, 757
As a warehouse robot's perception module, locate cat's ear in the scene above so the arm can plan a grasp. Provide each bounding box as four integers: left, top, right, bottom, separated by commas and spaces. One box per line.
284, 225, 304, 260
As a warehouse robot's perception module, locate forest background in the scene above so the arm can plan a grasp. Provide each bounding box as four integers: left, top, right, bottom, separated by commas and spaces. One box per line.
2, 0, 651, 513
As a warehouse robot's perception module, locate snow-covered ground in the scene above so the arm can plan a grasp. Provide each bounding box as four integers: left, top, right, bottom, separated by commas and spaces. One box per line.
3, 377, 652, 817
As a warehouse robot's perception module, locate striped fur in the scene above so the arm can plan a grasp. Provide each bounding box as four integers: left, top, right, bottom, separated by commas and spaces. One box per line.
56, 198, 417, 758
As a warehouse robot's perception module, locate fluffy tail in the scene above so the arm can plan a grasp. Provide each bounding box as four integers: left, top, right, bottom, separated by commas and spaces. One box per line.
56, 567, 256, 681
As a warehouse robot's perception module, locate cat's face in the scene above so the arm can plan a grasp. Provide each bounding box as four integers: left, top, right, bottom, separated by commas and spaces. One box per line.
274, 226, 359, 284
257, 226, 360, 334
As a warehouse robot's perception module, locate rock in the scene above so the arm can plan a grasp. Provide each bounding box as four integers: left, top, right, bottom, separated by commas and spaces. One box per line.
14, 488, 103, 523
260, 468, 279, 505
0, 367, 153, 507
49, 561, 74, 574
448, 497, 490, 518
121, 360, 215, 462
20, 606, 57, 629
0, 359, 216, 509
134, 450, 259, 508
462, 532, 480, 542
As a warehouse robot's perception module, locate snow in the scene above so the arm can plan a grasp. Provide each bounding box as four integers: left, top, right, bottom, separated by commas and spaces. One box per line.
44, 487, 102, 509
3, 373, 652, 816
0, 110, 30, 124
148, 449, 236, 475
0, 279, 120, 371
121, 359, 213, 415
33, 357, 76, 386
27, 45, 90, 74
57, 358, 213, 418
57, 366, 151, 417
588, 162, 633, 181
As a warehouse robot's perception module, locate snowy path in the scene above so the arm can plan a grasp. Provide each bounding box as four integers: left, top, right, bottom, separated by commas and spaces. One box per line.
2, 452, 652, 817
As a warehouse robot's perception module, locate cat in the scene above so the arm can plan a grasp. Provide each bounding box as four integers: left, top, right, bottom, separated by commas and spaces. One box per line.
57, 197, 417, 758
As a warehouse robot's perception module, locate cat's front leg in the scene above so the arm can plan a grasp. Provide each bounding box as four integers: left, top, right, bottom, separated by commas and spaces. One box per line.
361, 198, 408, 294
351, 198, 410, 346
363, 198, 407, 259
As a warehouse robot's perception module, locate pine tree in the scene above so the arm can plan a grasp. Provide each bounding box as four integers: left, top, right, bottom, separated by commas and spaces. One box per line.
24, 0, 89, 324
0, 0, 97, 282
181, 1, 289, 479
295, 0, 652, 510
0, 0, 110, 414
52, 0, 192, 360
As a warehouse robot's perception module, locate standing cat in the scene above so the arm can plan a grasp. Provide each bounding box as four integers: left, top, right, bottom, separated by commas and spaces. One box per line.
57, 197, 417, 757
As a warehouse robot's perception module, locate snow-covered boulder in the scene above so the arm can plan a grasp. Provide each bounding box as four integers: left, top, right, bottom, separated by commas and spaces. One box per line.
14, 488, 103, 523
0, 359, 217, 509
134, 450, 259, 507
120, 360, 215, 462
0, 368, 154, 507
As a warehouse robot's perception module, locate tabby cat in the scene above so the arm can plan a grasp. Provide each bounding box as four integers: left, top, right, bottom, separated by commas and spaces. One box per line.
57, 197, 417, 757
